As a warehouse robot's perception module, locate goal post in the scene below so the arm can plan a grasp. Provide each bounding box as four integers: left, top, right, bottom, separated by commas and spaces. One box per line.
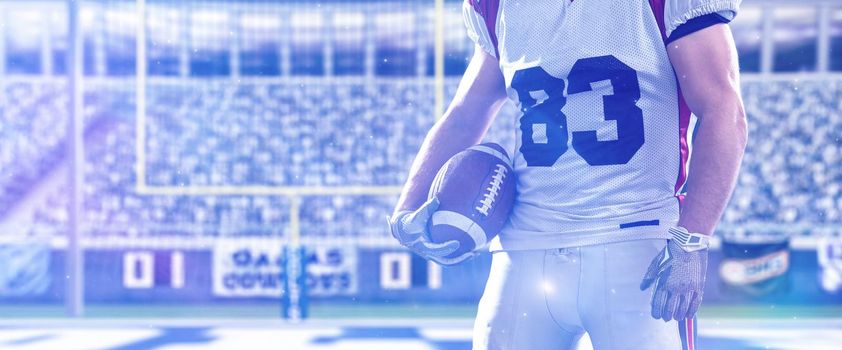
133, 0, 445, 197
131, 0, 449, 321
66, 0, 85, 318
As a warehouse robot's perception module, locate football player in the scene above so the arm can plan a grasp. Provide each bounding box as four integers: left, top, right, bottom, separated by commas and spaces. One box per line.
390, 0, 747, 348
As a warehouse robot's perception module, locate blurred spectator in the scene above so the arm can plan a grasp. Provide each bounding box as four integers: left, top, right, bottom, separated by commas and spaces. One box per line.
1, 79, 839, 240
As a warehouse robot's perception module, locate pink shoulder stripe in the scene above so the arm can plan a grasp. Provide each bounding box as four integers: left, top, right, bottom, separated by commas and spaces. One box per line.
467, 0, 501, 59
648, 0, 691, 206
648, 0, 667, 42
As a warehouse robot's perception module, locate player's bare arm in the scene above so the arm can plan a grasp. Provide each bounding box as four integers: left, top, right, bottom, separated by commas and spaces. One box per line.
393, 47, 508, 214
641, 22, 748, 323
388, 46, 507, 264
668, 23, 748, 237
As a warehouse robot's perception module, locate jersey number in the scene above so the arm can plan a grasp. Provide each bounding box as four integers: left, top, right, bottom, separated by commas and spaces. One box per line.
512, 55, 644, 167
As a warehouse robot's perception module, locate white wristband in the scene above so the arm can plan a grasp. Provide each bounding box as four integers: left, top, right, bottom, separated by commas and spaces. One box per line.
669, 226, 710, 252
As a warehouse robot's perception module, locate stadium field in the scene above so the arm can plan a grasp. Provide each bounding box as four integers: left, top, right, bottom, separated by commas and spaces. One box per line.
1, 303, 842, 320
0, 315, 840, 350
0, 304, 840, 349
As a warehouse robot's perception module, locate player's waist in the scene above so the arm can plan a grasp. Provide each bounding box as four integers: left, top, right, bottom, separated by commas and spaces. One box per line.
491, 202, 679, 251
509, 194, 679, 227
513, 167, 679, 206
490, 226, 671, 252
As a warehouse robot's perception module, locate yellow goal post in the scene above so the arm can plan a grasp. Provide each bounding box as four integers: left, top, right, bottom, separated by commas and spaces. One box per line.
133, 0, 448, 244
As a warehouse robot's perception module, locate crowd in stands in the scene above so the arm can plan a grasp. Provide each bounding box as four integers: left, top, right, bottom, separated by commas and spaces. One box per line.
1, 78, 840, 239
144, 81, 436, 188
724, 80, 842, 226
33, 104, 294, 238
0, 82, 68, 215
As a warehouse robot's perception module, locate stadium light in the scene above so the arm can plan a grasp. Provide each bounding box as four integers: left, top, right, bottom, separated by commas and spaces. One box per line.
240, 14, 280, 29
333, 12, 365, 29
11, 10, 41, 24
80, 7, 96, 27
192, 10, 228, 24
105, 9, 137, 26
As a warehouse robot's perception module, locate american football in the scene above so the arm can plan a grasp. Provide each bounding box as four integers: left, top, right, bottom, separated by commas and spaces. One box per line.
427, 143, 516, 258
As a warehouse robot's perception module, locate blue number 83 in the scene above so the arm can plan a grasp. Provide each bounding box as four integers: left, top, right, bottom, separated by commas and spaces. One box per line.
511, 55, 645, 167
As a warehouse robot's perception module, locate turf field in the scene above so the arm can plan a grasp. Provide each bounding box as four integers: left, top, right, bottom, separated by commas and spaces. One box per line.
0, 304, 839, 349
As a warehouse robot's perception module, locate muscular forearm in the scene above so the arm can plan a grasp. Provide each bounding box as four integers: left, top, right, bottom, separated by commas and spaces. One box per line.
393, 48, 507, 215
677, 99, 747, 235
667, 23, 747, 236
393, 110, 498, 214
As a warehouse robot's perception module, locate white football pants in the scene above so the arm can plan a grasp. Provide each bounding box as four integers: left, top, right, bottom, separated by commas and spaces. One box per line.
473, 239, 698, 350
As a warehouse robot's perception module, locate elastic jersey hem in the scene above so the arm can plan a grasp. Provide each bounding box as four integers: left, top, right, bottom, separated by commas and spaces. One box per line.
489, 227, 671, 252
666, 13, 730, 44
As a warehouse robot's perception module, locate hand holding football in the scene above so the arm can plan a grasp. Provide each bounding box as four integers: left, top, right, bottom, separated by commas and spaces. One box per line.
426, 143, 516, 260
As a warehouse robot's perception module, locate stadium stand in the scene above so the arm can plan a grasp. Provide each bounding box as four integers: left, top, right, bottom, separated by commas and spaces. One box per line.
144, 81, 436, 187
1, 77, 838, 240
0, 82, 68, 215
725, 80, 842, 226
0, 2, 839, 241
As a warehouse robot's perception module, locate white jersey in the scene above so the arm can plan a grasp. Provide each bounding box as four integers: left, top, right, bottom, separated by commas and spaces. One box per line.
463, 0, 740, 250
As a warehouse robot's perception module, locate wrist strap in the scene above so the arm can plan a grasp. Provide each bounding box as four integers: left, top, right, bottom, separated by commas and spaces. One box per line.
670, 226, 710, 252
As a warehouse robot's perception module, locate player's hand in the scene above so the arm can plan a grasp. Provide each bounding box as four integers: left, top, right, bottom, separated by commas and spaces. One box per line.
640, 238, 709, 322
388, 197, 462, 265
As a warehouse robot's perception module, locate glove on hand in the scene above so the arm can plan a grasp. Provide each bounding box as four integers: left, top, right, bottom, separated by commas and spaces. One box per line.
640, 237, 708, 322
388, 197, 466, 266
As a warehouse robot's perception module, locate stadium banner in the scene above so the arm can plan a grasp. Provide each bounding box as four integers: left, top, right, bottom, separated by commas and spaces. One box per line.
0, 241, 51, 297
212, 240, 285, 297
306, 245, 357, 296
4, 246, 842, 305
718, 238, 791, 297
212, 240, 357, 298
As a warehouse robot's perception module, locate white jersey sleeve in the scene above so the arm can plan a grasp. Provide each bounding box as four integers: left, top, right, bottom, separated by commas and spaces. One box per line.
664, 0, 740, 42
462, 0, 498, 59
